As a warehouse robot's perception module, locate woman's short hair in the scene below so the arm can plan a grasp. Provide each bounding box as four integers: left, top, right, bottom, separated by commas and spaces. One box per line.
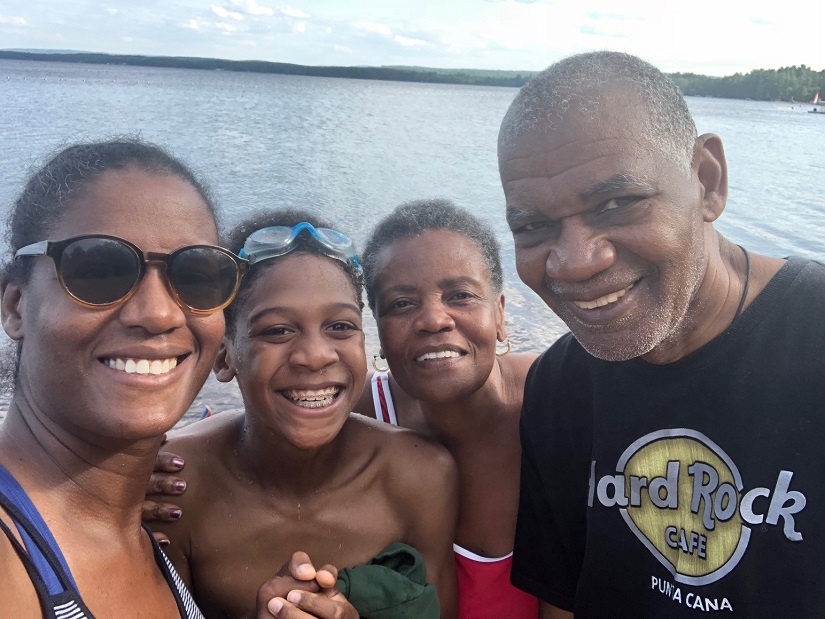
361, 199, 503, 313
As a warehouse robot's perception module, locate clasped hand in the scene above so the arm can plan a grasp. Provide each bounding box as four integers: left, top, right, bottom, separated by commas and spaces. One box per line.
256, 551, 359, 619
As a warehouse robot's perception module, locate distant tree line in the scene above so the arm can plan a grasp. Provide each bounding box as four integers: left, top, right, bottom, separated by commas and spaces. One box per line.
1, 50, 822, 100
670, 65, 824, 102
0, 50, 532, 88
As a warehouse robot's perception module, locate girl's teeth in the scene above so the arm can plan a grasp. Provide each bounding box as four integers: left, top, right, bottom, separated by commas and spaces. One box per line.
285, 387, 340, 408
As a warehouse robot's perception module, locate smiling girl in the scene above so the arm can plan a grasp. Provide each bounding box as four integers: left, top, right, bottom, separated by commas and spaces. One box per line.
151, 210, 458, 619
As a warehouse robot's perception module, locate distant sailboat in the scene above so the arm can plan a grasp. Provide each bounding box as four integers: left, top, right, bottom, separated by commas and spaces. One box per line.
810, 92, 825, 114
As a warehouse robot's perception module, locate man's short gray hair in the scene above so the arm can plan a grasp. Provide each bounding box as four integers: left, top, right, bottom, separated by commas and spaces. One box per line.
498, 51, 697, 170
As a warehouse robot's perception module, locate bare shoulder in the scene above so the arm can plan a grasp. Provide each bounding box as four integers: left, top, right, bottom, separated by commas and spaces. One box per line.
346, 414, 457, 492
348, 413, 450, 458
502, 352, 540, 383
153, 411, 245, 512
500, 352, 539, 414
164, 410, 245, 463
149, 412, 246, 560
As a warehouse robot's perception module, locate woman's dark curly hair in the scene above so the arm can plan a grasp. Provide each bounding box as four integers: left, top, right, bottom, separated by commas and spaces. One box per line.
2, 137, 217, 285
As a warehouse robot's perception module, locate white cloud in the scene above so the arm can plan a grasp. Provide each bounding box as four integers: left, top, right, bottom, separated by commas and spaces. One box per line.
281, 6, 310, 19
1, 0, 820, 74
211, 5, 243, 20
355, 21, 392, 37
229, 0, 274, 16
181, 16, 244, 35
395, 34, 428, 47
0, 15, 27, 26
123, 36, 133, 42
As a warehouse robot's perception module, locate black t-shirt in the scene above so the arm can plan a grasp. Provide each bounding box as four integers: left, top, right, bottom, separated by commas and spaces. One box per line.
512, 257, 825, 617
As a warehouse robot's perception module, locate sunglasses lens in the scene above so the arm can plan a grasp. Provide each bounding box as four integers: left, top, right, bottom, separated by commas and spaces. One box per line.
60, 238, 141, 305
169, 248, 240, 311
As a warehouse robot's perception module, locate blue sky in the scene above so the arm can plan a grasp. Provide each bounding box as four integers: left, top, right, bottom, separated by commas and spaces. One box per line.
1, 0, 822, 75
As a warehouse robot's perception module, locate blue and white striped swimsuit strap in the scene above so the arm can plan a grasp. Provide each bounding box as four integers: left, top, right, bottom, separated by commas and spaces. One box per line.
0, 464, 203, 619
0, 463, 92, 619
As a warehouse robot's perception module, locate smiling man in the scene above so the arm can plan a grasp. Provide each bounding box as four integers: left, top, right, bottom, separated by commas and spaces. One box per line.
498, 51, 825, 617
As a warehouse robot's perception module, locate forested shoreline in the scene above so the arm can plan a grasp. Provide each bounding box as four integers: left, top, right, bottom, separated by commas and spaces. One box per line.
2, 50, 823, 101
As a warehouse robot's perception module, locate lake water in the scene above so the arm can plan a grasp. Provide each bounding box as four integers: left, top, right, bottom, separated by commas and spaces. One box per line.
1, 59, 823, 421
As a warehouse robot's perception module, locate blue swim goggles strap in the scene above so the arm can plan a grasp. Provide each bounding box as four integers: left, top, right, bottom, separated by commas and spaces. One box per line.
239, 222, 361, 269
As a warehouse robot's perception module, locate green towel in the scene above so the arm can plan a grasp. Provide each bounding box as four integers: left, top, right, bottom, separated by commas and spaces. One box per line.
336, 542, 440, 619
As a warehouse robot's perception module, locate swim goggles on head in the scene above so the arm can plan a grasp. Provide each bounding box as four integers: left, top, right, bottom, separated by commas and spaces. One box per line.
14, 234, 247, 314
239, 222, 361, 269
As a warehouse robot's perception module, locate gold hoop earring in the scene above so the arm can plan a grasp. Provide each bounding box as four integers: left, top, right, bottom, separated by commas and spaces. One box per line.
496, 338, 512, 357
372, 354, 389, 372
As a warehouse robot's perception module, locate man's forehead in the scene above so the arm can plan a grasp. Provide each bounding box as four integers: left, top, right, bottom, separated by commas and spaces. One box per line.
499, 129, 650, 190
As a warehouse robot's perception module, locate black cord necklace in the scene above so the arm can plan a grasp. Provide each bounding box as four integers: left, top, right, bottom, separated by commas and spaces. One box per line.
733, 245, 751, 322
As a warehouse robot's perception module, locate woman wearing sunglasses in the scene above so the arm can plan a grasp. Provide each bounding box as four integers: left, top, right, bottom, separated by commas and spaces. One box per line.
0, 139, 245, 617
149, 211, 458, 619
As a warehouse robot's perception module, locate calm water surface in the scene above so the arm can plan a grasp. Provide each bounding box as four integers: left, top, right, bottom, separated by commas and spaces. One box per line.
1, 59, 823, 420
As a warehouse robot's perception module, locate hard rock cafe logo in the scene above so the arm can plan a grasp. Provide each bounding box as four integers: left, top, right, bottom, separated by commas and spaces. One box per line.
588, 429, 806, 586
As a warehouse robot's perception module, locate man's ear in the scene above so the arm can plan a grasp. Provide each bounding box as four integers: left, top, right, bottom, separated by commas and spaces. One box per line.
694, 133, 728, 222
1, 278, 25, 341
213, 339, 236, 383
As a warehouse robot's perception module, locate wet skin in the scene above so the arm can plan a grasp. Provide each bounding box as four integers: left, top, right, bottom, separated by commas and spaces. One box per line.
152, 253, 458, 618
147, 231, 531, 569
0, 167, 225, 617
499, 94, 735, 363
228, 253, 367, 452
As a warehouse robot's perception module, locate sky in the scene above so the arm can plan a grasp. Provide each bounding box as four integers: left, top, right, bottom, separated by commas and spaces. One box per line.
0, 0, 822, 76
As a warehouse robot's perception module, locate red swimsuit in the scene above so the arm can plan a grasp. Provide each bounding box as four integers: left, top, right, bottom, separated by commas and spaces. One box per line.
370, 372, 539, 619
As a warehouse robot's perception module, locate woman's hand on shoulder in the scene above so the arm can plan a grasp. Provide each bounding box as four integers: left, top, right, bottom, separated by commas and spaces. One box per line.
142, 446, 188, 545
256, 552, 358, 619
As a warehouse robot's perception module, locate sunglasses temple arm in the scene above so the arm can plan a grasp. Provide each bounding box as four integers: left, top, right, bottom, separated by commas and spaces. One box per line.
14, 241, 49, 257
